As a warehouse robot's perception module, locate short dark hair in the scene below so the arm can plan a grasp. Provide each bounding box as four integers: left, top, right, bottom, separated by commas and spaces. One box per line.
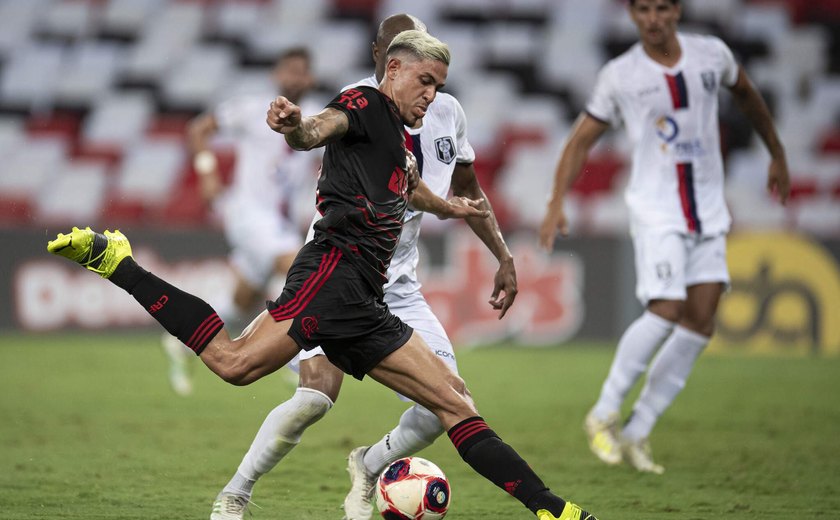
278, 46, 310, 65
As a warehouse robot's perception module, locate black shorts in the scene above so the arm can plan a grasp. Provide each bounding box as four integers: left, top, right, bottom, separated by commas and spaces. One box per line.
267, 241, 413, 380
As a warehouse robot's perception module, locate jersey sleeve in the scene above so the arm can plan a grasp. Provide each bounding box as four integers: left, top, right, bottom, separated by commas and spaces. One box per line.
585, 64, 621, 127
710, 36, 740, 88
326, 87, 386, 141
452, 97, 476, 163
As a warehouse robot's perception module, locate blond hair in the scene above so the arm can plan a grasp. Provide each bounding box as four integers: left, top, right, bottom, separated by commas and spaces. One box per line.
386, 29, 450, 66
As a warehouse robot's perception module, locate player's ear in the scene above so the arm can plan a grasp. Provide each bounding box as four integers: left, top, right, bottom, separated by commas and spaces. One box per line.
386, 56, 401, 80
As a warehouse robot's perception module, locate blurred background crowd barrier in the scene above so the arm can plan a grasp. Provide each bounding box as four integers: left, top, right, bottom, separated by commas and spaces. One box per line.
1, 0, 838, 355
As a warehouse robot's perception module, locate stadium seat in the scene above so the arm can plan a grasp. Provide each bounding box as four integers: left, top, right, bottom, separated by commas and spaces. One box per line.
0, 137, 66, 200
122, 3, 204, 84
484, 22, 540, 65
496, 144, 572, 228
0, 1, 41, 57
160, 44, 237, 111
82, 93, 155, 148
0, 0, 834, 237
114, 139, 185, 205
213, 1, 264, 40
310, 22, 370, 88
35, 159, 109, 224
100, 0, 166, 39
54, 42, 126, 108
38, 0, 94, 40
0, 43, 64, 111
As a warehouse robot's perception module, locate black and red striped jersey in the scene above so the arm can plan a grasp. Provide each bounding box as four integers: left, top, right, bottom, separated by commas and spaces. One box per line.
312, 86, 410, 296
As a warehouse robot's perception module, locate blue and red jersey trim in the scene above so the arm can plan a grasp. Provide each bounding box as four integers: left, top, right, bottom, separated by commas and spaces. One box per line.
665, 72, 689, 110
676, 162, 702, 234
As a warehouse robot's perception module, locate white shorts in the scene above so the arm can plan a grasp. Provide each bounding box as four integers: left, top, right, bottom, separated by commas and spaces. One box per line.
224, 215, 302, 288
289, 284, 458, 401
632, 228, 729, 305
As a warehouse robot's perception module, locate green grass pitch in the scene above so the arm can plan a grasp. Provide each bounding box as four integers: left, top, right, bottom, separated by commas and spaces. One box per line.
1, 332, 839, 519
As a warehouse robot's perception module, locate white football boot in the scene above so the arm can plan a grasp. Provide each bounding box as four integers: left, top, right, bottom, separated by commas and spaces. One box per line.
210, 493, 249, 520
583, 411, 622, 465
342, 446, 377, 520
622, 437, 665, 474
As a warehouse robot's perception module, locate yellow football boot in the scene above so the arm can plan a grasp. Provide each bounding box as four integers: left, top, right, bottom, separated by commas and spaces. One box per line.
537, 502, 598, 520
47, 226, 133, 279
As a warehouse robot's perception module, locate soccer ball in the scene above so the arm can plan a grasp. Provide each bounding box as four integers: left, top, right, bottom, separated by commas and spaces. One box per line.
375, 457, 451, 519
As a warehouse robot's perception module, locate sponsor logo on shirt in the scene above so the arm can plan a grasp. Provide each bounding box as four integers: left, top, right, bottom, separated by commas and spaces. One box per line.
655, 116, 706, 159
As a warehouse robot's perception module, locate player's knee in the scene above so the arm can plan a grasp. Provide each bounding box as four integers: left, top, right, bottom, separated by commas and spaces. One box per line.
286, 388, 334, 431
404, 405, 445, 442
681, 317, 715, 337
648, 299, 684, 323
299, 357, 344, 403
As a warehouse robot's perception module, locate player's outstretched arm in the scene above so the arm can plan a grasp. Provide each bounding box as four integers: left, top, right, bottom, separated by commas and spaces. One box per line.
409, 179, 490, 220
267, 97, 349, 151
539, 113, 608, 251
450, 162, 517, 318
728, 67, 790, 205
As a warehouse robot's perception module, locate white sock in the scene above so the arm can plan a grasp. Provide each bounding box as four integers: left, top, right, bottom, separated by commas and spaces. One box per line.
591, 311, 676, 420
362, 404, 443, 476
622, 325, 709, 442
221, 387, 333, 497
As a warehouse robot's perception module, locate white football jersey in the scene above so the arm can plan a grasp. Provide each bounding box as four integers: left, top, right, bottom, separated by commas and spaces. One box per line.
587, 33, 739, 236
215, 94, 320, 224
305, 76, 475, 297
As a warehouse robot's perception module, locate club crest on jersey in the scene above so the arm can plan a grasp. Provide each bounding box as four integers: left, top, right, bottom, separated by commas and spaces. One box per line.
656, 262, 673, 284
434, 136, 456, 164
701, 71, 716, 93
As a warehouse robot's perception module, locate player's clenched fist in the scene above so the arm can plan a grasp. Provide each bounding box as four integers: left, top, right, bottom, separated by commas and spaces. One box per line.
267, 96, 302, 134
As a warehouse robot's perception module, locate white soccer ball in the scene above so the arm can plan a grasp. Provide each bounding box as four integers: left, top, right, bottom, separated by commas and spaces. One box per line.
375, 456, 451, 519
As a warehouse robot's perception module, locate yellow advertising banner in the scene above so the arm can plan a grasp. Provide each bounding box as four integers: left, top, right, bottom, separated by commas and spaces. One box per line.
711, 232, 840, 356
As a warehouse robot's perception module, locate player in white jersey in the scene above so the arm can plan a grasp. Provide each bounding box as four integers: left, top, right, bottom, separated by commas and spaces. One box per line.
539, 0, 789, 474
162, 48, 320, 396
208, 15, 517, 520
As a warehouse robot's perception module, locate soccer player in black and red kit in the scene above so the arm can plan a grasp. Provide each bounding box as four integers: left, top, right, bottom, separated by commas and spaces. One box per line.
47, 30, 596, 520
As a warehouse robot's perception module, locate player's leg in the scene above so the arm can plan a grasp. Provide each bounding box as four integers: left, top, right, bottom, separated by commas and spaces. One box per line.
622, 234, 728, 472
212, 352, 342, 520
165, 246, 267, 395
368, 332, 597, 520
47, 226, 300, 385
585, 230, 685, 465
362, 292, 452, 469
344, 293, 451, 519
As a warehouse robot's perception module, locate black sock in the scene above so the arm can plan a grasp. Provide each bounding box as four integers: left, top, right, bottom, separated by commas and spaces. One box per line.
111, 257, 223, 354
448, 416, 567, 516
